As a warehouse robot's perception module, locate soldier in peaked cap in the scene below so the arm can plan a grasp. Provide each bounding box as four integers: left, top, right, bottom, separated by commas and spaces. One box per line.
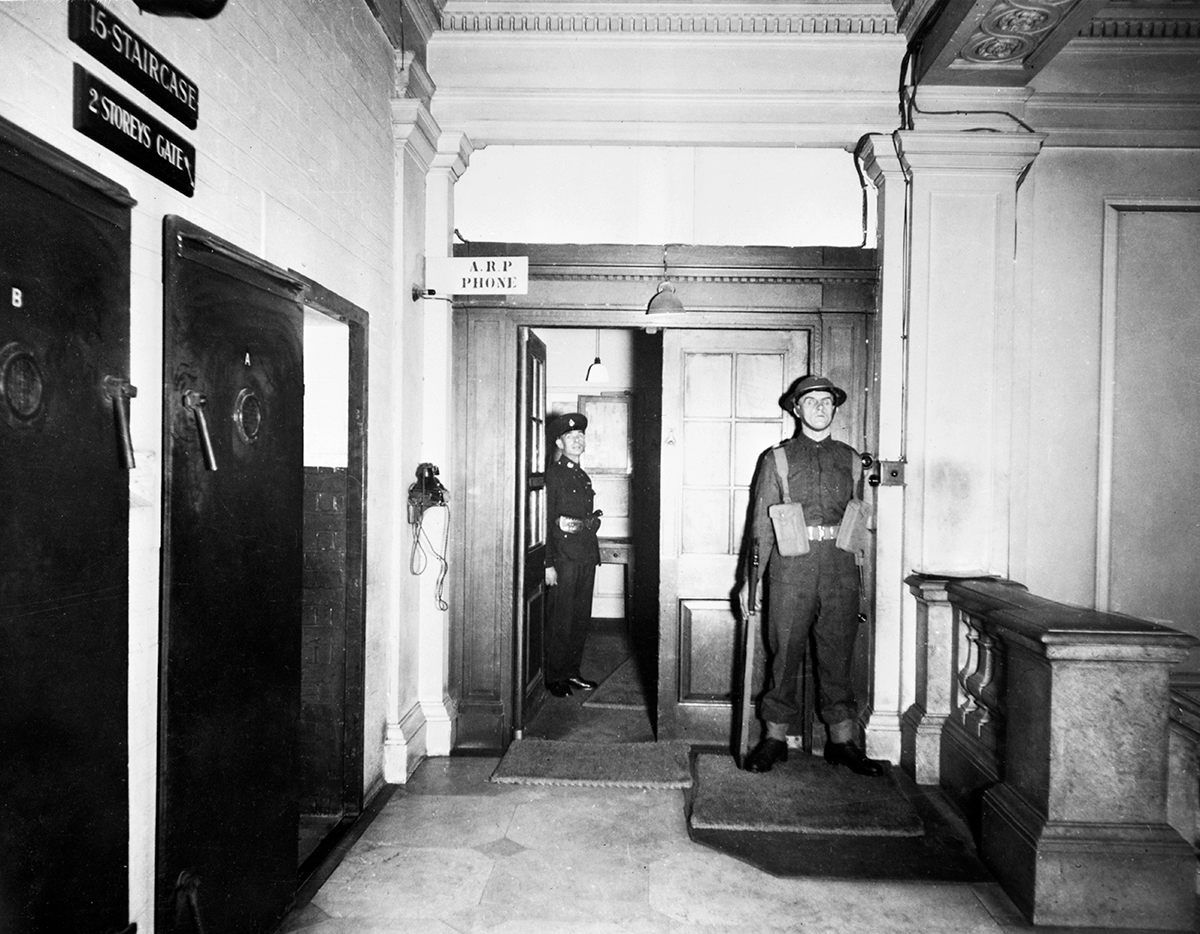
738, 374, 887, 777
543, 413, 603, 697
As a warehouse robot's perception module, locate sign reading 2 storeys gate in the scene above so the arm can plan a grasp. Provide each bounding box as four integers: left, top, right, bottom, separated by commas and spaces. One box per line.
68, 0, 200, 196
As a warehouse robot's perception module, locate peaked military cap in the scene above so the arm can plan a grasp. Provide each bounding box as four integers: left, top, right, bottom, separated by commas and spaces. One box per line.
779, 374, 847, 410
550, 412, 588, 439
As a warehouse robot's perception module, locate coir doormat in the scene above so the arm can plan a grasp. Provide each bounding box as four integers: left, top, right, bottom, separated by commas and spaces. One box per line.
688, 751, 923, 836
489, 738, 692, 789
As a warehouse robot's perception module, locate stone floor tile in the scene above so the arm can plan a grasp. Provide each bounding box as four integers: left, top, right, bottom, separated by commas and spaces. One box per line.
358, 793, 517, 849
478, 845, 653, 922
504, 787, 689, 859
311, 845, 492, 920
440, 908, 678, 934
646, 847, 810, 929
402, 756, 506, 795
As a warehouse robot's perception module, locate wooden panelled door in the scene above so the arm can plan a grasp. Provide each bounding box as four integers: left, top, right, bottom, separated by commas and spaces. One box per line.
658, 329, 811, 743
514, 327, 549, 733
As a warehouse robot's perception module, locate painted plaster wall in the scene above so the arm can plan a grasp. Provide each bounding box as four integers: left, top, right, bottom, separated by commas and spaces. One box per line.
1017, 146, 1200, 662
455, 144, 867, 246
0, 2, 397, 928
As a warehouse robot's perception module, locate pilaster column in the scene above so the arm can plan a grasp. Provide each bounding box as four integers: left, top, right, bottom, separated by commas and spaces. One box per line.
859, 134, 909, 762
894, 129, 1043, 577
382, 97, 440, 782
417, 132, 473, 757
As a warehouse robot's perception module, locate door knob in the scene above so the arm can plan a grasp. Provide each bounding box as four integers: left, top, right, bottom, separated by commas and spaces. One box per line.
182, 389, 218, 471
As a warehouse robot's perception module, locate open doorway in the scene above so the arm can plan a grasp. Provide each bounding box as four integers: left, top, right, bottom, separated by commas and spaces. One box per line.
520, 326, 662, 743
295, 278, 369, 879
449, 243, 878, 755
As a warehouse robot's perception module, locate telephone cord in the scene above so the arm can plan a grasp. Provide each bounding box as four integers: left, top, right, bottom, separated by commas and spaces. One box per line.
410, 505, 450, 610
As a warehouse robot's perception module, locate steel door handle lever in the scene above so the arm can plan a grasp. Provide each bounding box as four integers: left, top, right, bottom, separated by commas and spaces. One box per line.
182, 389, 218, 471
104, 376, 138, 470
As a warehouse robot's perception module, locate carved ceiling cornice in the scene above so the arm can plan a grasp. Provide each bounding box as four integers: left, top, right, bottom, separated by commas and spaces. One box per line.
1080, 0, 1200, 37
438, 1, 901, 35
903, 0, 1200, 85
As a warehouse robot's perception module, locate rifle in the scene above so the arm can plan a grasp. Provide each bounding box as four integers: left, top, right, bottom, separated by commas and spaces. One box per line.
736, 543, 760, 768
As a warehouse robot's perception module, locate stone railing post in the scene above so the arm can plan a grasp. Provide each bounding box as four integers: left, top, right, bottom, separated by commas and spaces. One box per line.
946, 579, 1198, 931
902, 575, 956, 783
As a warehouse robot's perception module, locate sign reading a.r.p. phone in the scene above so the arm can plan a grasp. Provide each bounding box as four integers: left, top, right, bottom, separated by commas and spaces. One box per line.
427, 256, 528, 295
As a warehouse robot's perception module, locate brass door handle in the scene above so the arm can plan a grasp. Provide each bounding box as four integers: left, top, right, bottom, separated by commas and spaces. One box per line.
104, 375, 138, 469
182, 389, 218, 471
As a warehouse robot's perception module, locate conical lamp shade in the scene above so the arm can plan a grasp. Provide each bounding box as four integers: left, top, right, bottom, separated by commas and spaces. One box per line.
585, 356, 609, 383
647, 281, 684, 315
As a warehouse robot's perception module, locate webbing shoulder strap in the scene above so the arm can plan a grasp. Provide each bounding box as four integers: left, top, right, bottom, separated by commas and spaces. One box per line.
775, 444, 861, 501
772, 446, 791, 503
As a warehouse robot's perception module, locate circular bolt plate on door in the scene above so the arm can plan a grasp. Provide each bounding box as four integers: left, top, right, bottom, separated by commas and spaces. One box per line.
0, 342, 46, 428
233, 387, 262, 444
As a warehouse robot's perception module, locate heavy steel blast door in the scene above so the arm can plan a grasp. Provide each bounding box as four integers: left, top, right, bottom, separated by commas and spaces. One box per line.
0, 119, 134, 934
158, 217, 304, 933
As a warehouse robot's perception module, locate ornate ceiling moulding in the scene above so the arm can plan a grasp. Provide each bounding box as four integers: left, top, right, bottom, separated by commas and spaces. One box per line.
1078, 0, 1200, 38
911, 0, 1199, 85
439, 1, 900, 35
911, 0, 1109, 85
958, 0, 1066, 65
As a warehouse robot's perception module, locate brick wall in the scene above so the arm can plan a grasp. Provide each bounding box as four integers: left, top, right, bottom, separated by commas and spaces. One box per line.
301, 466, 349, 815
0, 5, 398, 920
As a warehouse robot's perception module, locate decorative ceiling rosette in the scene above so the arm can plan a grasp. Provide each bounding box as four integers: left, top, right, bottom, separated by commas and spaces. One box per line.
961, 0, 1073, 63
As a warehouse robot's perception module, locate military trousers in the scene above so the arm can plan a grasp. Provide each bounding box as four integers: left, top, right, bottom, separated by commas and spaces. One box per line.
760, 540, 861, 729
546, 559, 597, 684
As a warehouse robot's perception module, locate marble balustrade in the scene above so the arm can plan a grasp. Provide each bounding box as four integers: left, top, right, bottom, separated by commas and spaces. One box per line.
905, 575, 1198, 931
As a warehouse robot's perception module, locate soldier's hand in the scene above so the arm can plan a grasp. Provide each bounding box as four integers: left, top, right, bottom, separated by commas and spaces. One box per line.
738, 581, 759, 618
545, 566, 558, 587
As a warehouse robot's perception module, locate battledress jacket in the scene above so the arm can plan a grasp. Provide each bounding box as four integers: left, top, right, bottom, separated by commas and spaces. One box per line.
748, 433, 860, 576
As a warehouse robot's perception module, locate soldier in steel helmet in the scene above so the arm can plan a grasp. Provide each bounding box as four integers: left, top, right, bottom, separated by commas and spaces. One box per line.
739, 375, 886, 777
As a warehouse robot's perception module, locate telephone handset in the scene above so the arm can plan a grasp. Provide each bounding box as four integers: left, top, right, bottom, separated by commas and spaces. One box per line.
408, 463, 450, 608
407, 462, 448, 525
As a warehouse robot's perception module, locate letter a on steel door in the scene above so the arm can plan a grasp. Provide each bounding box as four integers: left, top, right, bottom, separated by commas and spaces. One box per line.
159, 217, 304, 934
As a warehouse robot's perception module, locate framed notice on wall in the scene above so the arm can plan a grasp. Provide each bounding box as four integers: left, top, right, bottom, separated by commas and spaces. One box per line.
577, 393, 631, 473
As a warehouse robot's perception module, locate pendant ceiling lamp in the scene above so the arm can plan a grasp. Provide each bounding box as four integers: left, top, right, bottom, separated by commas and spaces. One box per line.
646, 247, 684, 315
585, 331, 609, 383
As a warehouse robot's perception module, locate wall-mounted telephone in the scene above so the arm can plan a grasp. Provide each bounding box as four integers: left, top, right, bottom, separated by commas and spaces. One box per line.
408, 462, 448, 525
408, 463, 450, 608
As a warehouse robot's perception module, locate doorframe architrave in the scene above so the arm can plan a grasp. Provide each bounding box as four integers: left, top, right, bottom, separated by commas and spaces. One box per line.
448, 244, 879, 753
289, 272, 371, 860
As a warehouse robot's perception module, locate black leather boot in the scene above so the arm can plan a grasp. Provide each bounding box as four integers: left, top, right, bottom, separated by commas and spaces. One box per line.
744, 737, 788, 773
823, 740, 885, 776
